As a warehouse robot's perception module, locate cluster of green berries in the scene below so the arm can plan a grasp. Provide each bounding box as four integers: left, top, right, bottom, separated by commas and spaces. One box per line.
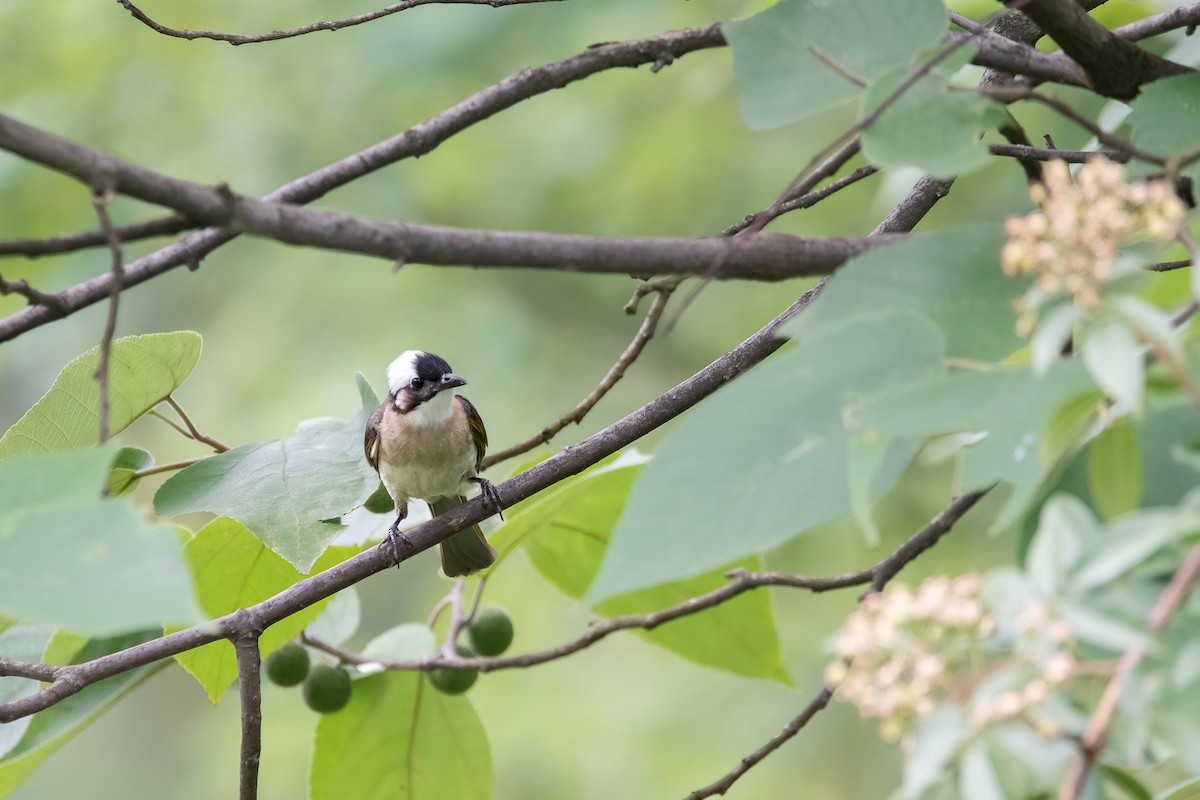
428, 606, 515, 695
264, 606, 515, 710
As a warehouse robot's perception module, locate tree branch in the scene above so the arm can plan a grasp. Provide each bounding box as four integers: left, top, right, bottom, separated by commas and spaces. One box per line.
684, 489, 990, 800
116, 0, 565, 46
227, 611, 264, 800
1114, 2, 1200, 42
0, 282, 815, 724
0, 113, 897, 286
0, 273, 68, 313
0, 213, 194, 259
1003, 0, 1191, 99
0, 24, 723, 346
482, 283, 674, 469
91, 190, 123, 444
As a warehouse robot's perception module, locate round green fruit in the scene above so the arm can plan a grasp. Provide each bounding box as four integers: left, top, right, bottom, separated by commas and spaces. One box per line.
303, 665, 353, 713
429, 645, 478, 695
265, 642, 310, 687
466, 606, 514, 657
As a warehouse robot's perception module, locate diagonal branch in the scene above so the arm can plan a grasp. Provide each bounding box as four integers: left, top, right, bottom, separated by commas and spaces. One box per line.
482, 283, 675, 469
0, 284, 815, 724
0, 24, 723, 346
116, 0, 565, 46
1003, 0, 1191, 99
0, 213, 194, 259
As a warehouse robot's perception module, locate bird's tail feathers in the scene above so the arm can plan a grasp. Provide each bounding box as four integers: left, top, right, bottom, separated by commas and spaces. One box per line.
431, 495, 498, 577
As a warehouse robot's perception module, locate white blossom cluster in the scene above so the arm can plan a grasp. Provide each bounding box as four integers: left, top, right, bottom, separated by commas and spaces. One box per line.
1001, 159, 1185, 331
825, 575, 1077, 743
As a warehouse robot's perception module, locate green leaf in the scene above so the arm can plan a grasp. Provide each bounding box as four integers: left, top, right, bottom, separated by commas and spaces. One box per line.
0, 332, 201, 459
310, 672, 491, 800
787, 224, 1021, 362
856, 363, 1094, 531
901, 707, 968, 799
362, 624, 437, 662
1072, 509, 1195, 593
724, 0, 947, 129
861, 61, 999, 178
487, 456, 645, 597
155, 375, 380, 571
106, 446, 153, 496
1156, 777, 1200, 800
1086, 418, 1141, 519
491, 458, 788, 680
597, 557, 791, 683
0, 632, 161, 797
1128, 72, 1200, 186
1101, 764, 1153, 800
958, 741, 1007, 800
170, 518, 356, 703
588, 311, 944, 601
1082, 321, 1144, 412
305, 588, 361, 648
1032, 303, 1081, 375
0, 449, 199, 635
1026, 495, 1091, 600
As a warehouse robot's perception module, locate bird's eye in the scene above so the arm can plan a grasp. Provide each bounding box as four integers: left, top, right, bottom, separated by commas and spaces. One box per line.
409, 377, 423, 390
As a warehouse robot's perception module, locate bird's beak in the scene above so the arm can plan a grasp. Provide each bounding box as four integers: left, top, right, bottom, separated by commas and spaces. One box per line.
439, 373, 467, 391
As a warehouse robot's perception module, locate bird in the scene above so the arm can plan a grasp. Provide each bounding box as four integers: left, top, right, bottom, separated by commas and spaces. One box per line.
363, 350, 501, 576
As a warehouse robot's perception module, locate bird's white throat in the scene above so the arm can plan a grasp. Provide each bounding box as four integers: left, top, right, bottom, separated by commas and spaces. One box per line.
408, 388, 457, 426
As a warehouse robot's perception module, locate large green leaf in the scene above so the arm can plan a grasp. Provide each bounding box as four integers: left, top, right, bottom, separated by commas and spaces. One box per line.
587, 310, 945, 601
0, 449, 199, 635
310, 672, 491, 800
724, 0, 947, 129
489, 458, 789, 680
0, 332, 201, 459
171, 518, 357, 703
155, 375, 379, 571
0, 632, 161, 797
861, 60, 1001, 178
854, 363, 1094, 531
788, 224, 1020, 362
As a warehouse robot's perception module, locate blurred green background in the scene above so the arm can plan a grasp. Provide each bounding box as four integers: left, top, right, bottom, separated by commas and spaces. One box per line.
0, 1, 1173, 797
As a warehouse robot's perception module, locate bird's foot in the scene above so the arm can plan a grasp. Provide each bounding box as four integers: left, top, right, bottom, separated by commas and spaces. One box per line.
470, 476, 505, 522
382, 518, 414, 568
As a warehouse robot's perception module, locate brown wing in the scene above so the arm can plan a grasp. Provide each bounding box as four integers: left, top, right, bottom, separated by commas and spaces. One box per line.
364, 401, 385, 473
456, 395, 488, 472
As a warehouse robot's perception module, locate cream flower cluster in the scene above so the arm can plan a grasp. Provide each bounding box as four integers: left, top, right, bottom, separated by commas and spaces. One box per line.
1001, 159, 1185, 327
825, 575, 1076, 743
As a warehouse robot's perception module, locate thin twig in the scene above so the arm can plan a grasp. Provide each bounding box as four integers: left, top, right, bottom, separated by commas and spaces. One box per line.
683, 689, 834, 800
116, 0, 564, 46
92, 189, 123, 444
1058, 538, 1200, 800
483, 286, 674, 469
723, 164, 879, 237
988, 143, 1128, 163
1147, 259, 1191, 272
981, 87, 1165, 165
0, 274, 68, 313
683, 490, 989, 800
302, 490, 989, 675
441, 581, 468, 659
0, 214, 193, 259
1113, 2, 1200, 42
0, 24, 728, 345
165, 396, 230, 452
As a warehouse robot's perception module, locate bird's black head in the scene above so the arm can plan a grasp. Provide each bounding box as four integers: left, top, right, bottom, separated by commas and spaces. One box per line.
387, 350, 467, 412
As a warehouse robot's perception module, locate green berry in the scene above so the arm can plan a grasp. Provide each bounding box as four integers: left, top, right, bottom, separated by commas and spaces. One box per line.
428, 645, 478, 695
466, 606, 514, 657
364, 482, 394, 514
265, 642, 310, 687
303, 665, 353, 713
